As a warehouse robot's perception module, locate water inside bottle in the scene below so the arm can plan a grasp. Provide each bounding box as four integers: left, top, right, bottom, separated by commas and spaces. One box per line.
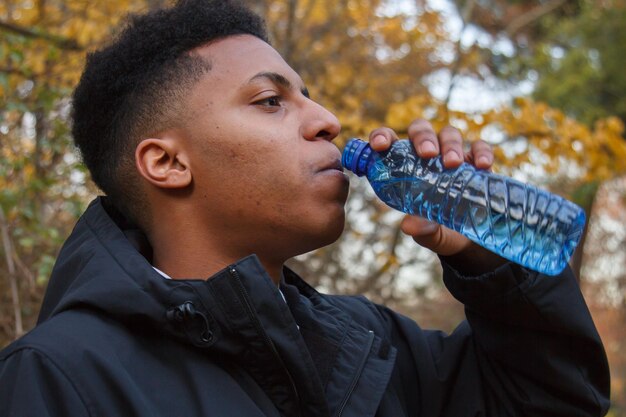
369, 158, 585, 275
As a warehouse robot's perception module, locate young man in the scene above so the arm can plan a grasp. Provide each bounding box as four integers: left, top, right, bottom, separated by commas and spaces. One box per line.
0, 1, 610, 416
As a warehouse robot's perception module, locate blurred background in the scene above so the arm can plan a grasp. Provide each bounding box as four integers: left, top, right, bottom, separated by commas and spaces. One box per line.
1, 0, 625, 414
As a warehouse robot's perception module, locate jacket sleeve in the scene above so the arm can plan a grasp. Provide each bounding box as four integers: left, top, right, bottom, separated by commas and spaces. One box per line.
379, 262, 610, 417
0, 347, 90, 417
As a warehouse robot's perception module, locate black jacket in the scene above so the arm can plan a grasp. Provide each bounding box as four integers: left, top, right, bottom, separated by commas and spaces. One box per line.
0, 198, 610, 416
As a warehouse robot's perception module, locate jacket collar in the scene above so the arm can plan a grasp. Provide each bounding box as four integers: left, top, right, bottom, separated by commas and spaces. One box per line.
40, 197, 395, 417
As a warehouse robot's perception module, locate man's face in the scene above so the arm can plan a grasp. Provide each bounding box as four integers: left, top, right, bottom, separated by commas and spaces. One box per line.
180, 35, 349, 261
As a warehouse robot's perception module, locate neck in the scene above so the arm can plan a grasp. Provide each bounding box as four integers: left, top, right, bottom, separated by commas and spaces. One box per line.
148, 221, 284, 286
145, 193, 291, 285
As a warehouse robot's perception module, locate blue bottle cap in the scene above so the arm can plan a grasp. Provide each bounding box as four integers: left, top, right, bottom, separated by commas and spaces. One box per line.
342, 139, 372, 177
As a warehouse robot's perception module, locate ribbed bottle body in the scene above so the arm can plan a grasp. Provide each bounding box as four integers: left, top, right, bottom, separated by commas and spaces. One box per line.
343, 139, 585, 275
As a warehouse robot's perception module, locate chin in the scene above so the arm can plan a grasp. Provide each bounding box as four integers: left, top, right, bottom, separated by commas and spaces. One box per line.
301, 212, 346, 253
279, 201, 346, 256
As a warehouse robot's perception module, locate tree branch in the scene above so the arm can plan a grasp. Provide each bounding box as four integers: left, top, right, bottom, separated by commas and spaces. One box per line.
282, 0, 299, 64
354, 220, 404, 294
444, 0, 477, 109
505, 0, 567, 38
0, 208, 23, 338
0, 19, 82, 51
12, 250, 35, 290
0, 66, 31, 77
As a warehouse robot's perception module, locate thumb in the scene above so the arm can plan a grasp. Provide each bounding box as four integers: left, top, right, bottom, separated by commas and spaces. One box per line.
400, 215, 471, 256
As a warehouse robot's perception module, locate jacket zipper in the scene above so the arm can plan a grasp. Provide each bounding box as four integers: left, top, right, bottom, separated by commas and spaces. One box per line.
228, 267, 302, 417
335, 329, 375, 417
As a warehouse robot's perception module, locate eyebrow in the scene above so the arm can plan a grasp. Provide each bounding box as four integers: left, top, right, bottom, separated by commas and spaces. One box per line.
247, 71, 310, 98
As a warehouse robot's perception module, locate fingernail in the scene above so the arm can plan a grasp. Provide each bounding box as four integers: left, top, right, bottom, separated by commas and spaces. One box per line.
372, 135, 388, 147
444, 150, 461, 164
420, 142, 437, 155
477, 156, 490, 166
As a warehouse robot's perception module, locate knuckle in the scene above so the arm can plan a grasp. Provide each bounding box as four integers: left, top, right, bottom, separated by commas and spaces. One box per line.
369, 127, 395, 139
410, 118, 430, 127
368, 129, 384, 140
408, 128, 437, 140
472, 140, 493, 153
408, 119, 435, 136
439, 126, 463, 138
440, 136, 463, 148
440, 125, 460, 134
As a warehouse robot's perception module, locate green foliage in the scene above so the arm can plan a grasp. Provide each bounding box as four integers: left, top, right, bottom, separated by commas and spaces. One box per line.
533, 3, 626, 127
460, 0, 626, 128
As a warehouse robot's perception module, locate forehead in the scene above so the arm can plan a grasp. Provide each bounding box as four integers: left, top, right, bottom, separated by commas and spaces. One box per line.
192, 35, 302, 89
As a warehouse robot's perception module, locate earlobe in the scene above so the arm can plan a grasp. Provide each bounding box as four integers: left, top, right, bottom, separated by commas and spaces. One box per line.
135, 137, 192, 189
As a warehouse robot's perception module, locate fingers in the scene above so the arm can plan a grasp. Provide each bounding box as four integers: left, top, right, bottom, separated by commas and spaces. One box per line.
466, 140, 493, 171
438, 126, 464, 168
400, 215, 471, 256
368, 119, 495, 171
408, 120, 464, 168
368, 127, 399, 151
407, 119, 439, 158
400, 215, 439, 236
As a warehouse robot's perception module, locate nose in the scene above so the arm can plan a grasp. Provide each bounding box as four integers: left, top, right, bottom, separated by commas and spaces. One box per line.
301, 99, 341, 142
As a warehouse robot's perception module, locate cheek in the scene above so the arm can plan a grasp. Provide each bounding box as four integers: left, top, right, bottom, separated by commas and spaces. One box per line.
194, 131, 305, 204
222, 158, 299, 211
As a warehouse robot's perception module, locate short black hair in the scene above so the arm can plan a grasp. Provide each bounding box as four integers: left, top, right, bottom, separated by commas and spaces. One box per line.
71, 0, 268, 228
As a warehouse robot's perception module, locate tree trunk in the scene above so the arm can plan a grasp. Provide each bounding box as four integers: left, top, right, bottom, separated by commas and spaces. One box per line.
0, 208, 23, 338
570, 182, 600, 282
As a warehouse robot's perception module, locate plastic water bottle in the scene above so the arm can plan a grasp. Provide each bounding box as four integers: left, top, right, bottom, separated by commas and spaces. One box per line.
341, 138, 586, 276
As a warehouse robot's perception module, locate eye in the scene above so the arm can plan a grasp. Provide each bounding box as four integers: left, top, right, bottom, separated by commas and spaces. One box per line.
254, 95, 283, 108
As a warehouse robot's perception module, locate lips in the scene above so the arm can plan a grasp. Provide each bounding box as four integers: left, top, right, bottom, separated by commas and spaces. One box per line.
320, 159, 344, 173
316, 158, 349, 188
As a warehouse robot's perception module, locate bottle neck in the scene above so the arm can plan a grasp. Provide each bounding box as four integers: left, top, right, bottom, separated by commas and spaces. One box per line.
341, 139, 373, 177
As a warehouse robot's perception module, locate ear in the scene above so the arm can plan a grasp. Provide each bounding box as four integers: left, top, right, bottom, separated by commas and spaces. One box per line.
135, 136, 192, 189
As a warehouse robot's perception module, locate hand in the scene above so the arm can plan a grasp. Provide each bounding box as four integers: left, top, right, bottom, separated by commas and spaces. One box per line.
367, 119, 500, 264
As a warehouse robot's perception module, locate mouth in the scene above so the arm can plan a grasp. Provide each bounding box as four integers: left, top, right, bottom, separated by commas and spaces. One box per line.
319, 159, 344, 173
317, 159, 350, 188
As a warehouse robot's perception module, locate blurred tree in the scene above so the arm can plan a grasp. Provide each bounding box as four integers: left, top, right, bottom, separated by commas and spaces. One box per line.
446, 0, 626, 127
582, 176, 626, 414
0, 0, 148, 345
532, 4, 626, 128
